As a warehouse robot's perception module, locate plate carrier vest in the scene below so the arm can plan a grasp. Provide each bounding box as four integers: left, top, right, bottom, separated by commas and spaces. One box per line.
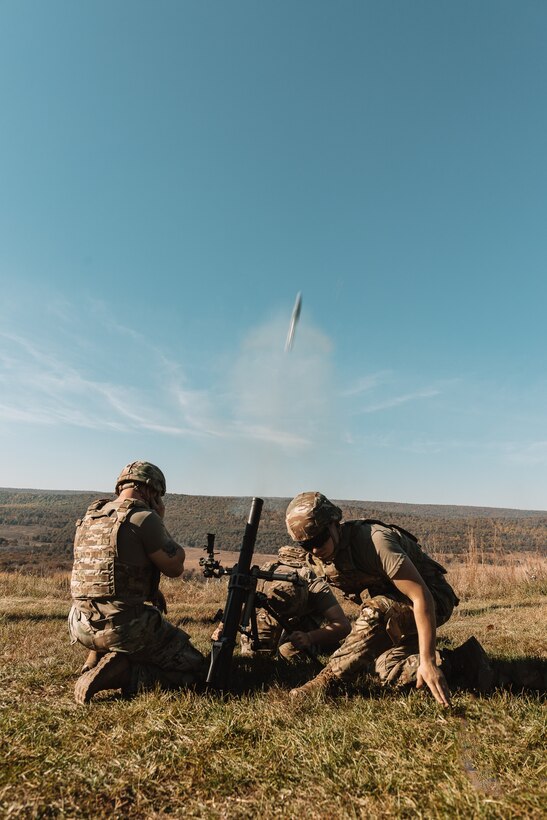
71, 498, 160, 602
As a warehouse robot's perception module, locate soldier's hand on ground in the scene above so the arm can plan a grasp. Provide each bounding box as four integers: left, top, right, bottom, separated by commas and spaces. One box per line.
286, 630, 311, 650
416, 661, 451, 707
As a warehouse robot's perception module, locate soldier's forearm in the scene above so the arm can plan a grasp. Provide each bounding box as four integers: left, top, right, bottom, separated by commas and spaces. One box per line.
392, 569, 438, 663
412, 594, 438, 663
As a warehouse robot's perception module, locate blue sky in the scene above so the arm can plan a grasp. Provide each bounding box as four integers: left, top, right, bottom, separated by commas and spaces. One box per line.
0, 1, 545, 509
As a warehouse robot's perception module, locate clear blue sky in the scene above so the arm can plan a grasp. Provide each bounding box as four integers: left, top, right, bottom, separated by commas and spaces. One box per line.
1, 1, 545, 509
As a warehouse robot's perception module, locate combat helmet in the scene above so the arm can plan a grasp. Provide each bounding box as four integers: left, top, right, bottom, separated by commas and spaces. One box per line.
285, 492, 342, 548
115, 461, 166, 496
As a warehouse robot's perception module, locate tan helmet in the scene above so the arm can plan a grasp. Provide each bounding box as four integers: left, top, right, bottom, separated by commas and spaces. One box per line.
115, 461, 166, 496
285, 491, 342, 544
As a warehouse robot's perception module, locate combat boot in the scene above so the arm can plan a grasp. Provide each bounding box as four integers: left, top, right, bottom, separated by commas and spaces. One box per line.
81, 650, 106, 674
494, 658, 547, 693
74, 651, 131, 704
289, 666, 339, 698
441, 636, 494, 693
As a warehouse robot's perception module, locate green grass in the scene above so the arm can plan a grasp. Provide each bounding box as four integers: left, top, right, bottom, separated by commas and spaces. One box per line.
0, 563, 545, 819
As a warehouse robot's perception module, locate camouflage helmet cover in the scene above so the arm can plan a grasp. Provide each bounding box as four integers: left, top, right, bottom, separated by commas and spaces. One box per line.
115, 461, 166, 496
285, 492, 342, 542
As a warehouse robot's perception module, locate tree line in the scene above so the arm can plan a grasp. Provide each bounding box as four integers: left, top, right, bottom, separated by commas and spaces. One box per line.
0, 488, 545, 572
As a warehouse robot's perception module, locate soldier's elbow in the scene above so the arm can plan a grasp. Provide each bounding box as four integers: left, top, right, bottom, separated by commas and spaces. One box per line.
166, 561, 185, 578
161, 554, 185, 578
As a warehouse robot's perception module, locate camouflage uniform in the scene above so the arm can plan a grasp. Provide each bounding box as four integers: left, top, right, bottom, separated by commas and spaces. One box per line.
69, 496, 206, 694
286, 494, 458, 689
240, 545, 340, 660
310, 521, 458, 686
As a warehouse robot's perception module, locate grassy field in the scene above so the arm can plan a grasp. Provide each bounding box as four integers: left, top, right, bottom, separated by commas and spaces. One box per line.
0, 554, 545, 819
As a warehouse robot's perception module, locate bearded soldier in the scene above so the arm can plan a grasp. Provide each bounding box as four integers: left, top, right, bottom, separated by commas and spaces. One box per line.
286, 492, 493, 705
69, 461, 206, 704
237, 545, 351, 659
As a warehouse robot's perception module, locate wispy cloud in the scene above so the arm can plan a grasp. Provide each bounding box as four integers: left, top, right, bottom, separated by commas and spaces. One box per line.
0, 328, 188, 434
342, 374, 463, 421
402, 437, 447, 454
230, 422, 310, 448
0, 402, 57, 425
505, 441, 547, 465
359, 387, 441, 413
343, 431, 395, 447
171, 385, 225, 437
371, 436, 547, 463
0, 303, 332, 457
341, 371, 393, 397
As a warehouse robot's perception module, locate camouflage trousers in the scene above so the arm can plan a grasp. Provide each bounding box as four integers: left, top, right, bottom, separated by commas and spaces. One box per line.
69, 604, 207, 693
240, 609, 323, 660
327, 591, 454, 687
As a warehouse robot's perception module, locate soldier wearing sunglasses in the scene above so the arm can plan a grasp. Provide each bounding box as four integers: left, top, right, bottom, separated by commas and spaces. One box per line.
286, 492, 492, 705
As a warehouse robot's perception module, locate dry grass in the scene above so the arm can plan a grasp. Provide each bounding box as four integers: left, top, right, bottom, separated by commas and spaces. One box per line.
0, 553, 545, 818
441, 549, 546, 601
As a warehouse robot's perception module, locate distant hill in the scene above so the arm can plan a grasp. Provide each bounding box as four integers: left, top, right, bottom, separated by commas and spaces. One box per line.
0, 487, 545, 572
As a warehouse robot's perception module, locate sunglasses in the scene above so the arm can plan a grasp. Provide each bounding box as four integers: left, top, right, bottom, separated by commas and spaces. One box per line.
297, 527, 331, 552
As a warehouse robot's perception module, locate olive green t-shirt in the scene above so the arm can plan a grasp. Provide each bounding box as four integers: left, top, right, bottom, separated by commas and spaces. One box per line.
306, 574, 338, 614
117, 506, 181, 563
341, 521, 408, 580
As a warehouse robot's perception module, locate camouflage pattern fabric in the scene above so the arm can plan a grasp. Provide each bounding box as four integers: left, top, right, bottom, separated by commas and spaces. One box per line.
69, 604, 206, 692
277, 545, 310, 564
239, 549, 338, 659
327, 593, 453, 685
240, 609, 324, 659
115, 461, 166, 496
71, 498, 160, 602
285, 492, 342, 542
256, 569, 309, 618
